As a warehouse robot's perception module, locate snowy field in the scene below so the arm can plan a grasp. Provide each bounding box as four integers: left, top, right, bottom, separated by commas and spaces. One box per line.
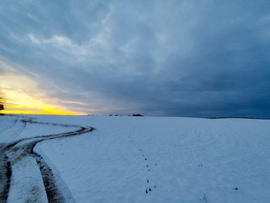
1, 115, 270, 203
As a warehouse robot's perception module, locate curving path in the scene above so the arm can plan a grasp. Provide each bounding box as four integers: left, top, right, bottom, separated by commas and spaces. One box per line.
0, 118, 95, 202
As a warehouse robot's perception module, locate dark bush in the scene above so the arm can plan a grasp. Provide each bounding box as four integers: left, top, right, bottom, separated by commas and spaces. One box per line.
133, 114, 143, 117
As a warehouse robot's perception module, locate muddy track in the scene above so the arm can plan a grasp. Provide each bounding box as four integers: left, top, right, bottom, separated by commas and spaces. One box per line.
0, 154, 11, 201
0, 118, 95, 202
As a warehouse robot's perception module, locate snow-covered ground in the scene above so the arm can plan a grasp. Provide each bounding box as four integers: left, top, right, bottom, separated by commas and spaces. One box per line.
1, 115, 270, 203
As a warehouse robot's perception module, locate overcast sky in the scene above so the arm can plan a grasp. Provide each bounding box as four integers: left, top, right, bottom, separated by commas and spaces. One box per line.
0, 0, 270, 117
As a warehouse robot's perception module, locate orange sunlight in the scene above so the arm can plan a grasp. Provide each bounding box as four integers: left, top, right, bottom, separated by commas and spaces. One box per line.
0, 73, 81, 115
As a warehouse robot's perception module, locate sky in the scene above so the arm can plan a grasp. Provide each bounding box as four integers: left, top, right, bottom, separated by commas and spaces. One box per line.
0, 0, 270, 117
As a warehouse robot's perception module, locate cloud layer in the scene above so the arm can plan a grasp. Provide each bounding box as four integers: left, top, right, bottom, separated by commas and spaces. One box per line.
1, 0, 270, 117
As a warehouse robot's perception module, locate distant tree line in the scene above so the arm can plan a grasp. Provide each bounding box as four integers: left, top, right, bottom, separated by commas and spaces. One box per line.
132, 114, 143, 117
87, 112, 144, 117
108, 114, 143, 117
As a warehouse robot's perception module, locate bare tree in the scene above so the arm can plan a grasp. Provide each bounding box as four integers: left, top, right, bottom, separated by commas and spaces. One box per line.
0, 91, 5, 111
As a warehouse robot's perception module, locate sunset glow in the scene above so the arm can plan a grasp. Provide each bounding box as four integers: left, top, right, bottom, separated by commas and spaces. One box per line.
0, 73, 80, 115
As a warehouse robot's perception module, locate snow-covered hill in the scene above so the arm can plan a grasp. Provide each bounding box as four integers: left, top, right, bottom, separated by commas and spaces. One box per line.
1, 115, 270, 203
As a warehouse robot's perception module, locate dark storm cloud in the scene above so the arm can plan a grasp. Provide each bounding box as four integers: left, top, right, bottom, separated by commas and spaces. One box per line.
0, 0, 270, 117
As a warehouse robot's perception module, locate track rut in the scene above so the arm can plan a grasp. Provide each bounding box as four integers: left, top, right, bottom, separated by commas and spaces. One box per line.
0, 117, 95, 202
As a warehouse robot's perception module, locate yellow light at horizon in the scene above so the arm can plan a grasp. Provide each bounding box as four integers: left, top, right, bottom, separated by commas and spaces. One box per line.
1, 109, 79, 115
1, 89, 80, 115
0, 73, 81, 115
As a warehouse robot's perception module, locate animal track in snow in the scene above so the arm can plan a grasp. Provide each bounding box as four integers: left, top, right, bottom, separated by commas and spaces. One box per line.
127, 136, 159, 195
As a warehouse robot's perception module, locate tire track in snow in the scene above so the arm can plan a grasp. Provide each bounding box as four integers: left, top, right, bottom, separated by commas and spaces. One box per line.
0, 117, 27, 144
0, 118, 18, 133
0, 154, 11, 201
0, 117, 95, 202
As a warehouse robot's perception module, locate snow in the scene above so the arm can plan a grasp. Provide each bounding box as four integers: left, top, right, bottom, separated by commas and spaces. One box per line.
1, 115, 270, 202
8, 156, 48, 203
